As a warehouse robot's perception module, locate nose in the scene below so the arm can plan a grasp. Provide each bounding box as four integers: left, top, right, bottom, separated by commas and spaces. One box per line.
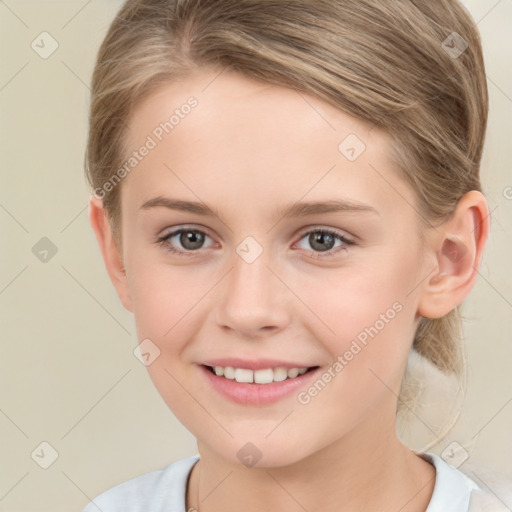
215, 245, 291, 339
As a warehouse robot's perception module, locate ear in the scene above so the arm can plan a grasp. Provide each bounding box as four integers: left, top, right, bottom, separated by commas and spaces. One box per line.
417, 190, 489, 319
88, 195, 133, 312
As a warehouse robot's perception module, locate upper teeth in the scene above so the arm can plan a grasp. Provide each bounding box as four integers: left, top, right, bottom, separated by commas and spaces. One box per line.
212, 366, 308, 384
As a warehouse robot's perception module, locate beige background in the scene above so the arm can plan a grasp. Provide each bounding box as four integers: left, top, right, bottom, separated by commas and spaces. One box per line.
0, 1, 511, 510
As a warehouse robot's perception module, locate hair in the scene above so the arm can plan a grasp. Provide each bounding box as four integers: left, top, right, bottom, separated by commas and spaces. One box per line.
85, 0, 488, 447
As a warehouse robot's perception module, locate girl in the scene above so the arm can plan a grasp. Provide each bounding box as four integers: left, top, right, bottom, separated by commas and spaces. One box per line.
84, 0, 510, 510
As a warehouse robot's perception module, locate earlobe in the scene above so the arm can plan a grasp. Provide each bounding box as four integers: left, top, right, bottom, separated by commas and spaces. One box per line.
88, 195, 133, 312
417, 191, 489, 319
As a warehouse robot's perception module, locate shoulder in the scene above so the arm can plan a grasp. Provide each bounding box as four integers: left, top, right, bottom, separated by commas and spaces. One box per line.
421, 452, 512, 512
82, 454, 200, 512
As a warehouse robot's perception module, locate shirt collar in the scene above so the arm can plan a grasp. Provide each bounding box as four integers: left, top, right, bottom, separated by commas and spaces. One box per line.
421, 452, 479, 512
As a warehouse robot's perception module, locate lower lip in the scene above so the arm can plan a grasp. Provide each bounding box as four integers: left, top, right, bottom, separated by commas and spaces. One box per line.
199, 365, 320, 406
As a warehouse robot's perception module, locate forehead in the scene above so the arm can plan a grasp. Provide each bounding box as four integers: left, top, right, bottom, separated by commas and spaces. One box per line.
126, 67, 383, 150
121, 68, 414, 222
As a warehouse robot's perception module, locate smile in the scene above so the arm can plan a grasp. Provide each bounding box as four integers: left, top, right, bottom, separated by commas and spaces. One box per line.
206, 365, 313, 384
200, 364, 321, 406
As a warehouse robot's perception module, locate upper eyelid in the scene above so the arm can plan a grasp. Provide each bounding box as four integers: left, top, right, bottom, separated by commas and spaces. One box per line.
160, 224, 215, 238
296, 226, 352, 239
159, 225, 351, 239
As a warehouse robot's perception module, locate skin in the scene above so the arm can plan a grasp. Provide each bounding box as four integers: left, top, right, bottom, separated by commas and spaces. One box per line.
90, 67, 489, 512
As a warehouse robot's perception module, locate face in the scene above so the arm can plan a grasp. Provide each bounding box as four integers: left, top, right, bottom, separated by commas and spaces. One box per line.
115, 68, 429, 468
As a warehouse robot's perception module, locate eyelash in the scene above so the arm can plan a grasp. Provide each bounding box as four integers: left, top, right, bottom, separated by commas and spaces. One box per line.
156, 227, 354, 258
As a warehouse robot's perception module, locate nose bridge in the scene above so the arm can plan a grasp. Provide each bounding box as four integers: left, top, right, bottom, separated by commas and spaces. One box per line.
216, 236, 289, 334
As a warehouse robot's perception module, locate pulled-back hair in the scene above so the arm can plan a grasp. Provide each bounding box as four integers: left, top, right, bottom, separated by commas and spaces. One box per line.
85, 0, 488, 446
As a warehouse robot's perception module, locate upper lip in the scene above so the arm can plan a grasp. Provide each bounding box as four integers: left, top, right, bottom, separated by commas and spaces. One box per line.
201, 358, 317, 371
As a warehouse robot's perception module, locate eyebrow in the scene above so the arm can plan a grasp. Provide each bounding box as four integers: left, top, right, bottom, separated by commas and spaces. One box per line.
139, 196, 379, 221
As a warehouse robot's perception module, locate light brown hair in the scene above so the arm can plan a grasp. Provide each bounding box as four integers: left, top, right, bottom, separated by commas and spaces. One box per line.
85, 0, 488, 446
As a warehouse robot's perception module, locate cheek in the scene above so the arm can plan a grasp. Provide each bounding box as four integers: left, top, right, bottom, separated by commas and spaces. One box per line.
300, 256, 413, 336
295, 278, 415, 435
295, 253, 418, 388
126, 251, 210, 340
125, 259, 208, 418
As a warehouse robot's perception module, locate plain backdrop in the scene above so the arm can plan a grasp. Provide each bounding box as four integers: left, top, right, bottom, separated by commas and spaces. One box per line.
0, 1, 511, 510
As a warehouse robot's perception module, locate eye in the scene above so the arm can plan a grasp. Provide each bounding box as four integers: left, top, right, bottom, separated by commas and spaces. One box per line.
157, 228, 214, 255
295, 228, 353, 257
157, 226, 354, 258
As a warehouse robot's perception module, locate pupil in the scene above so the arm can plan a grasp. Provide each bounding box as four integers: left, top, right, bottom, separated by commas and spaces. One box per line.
181, 231, 204, 250
311, 232, 334, 252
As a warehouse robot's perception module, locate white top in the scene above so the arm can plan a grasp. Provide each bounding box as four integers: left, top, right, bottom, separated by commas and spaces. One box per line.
82, 452, 510, 511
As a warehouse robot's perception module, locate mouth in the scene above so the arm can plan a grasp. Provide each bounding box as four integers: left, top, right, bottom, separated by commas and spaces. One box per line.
199, 363, 321, 406
202, 364, 320, 384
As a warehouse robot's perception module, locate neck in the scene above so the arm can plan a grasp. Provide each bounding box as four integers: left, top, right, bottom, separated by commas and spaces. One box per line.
186, 413, 436, 512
